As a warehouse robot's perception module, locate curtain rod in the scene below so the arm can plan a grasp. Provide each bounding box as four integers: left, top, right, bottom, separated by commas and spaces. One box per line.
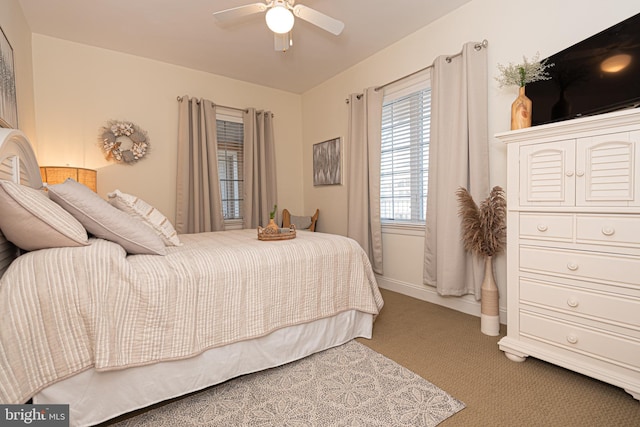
376, 39, 488, 91
176, 96, 248, 113
345, 39, 488, 103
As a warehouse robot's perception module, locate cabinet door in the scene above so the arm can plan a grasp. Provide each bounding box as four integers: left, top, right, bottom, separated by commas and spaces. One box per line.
576, 131, 639, 207
519, 140, 575, 206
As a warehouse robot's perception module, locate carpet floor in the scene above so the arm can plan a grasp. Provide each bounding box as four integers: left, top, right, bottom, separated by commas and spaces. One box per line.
359, 289, 640, 426
110, 340, 464, 426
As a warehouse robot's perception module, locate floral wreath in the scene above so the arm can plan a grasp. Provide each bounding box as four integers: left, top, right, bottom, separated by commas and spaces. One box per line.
99, 120, 149, 164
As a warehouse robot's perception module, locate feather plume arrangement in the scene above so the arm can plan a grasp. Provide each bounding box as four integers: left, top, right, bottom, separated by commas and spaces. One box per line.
456, 186, 507, 257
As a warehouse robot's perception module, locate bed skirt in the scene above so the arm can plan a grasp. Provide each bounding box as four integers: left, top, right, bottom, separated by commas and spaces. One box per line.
33, 310, 374, 427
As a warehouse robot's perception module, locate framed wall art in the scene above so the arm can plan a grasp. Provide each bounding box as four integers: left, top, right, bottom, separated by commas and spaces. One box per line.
313, 137, 341, 186
0, 25, 17, 129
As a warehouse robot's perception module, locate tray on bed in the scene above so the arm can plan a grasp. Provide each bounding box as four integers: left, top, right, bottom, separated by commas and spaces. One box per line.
257, 224, 296, 240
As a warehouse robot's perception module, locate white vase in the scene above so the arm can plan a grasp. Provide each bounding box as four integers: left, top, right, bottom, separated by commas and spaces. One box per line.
480, 255, 500, 336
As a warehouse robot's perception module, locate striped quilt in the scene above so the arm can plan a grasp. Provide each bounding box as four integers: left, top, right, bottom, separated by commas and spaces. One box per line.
0, 229, 384, 404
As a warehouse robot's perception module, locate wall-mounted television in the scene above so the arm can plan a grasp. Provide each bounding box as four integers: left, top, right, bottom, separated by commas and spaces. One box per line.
527, 12, 640, 126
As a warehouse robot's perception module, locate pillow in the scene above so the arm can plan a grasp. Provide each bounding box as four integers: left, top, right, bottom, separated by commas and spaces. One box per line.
107, 189, 182, 246
48, 179, 166, 255
290, 214, 312, 230
0, 180, 89, 251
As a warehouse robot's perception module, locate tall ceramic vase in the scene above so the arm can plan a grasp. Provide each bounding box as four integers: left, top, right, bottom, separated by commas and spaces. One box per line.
510, 86, 532, 130
481, 256, 500, 336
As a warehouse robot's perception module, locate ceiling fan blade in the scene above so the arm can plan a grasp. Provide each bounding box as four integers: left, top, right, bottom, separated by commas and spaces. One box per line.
292, 4, 344, 35
274, 32, 293, 52
212, 3, 268, 23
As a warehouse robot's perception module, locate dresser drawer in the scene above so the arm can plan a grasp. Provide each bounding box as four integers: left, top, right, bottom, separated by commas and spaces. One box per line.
520, 278, 640, 328
576, 214, 640, 249
520, 311, 640, 368
520, 213, 573, 241
520, 246, 639, 286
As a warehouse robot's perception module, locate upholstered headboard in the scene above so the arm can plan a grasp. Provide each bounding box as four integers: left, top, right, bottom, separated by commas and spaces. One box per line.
0, 129, 43, 277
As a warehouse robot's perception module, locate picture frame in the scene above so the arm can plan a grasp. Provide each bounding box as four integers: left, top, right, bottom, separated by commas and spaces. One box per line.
0, 25, 17, 129
313, 137, 341, 186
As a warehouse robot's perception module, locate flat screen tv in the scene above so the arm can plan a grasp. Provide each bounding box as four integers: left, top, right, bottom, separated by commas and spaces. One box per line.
527, 12, 640, 126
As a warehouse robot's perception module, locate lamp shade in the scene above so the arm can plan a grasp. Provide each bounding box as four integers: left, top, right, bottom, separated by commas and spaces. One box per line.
265, 4, 294, 34
40, 166, 97, 192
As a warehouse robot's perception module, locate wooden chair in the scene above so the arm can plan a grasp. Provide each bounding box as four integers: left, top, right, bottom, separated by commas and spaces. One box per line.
282, 209, 319, 232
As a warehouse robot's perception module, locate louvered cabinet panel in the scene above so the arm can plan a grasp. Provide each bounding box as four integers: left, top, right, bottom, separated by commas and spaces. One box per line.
576, 131, 640, 206
519, 139, 575, 206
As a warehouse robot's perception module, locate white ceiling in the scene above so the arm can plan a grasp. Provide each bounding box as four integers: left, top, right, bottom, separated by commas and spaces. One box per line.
18, 0, 472, 94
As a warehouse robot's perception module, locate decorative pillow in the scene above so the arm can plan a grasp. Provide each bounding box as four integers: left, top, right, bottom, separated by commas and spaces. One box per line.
107, 189, 182, 246
0, 179, 89, 251
290, 214, 312, 230
48, 179, 166, 255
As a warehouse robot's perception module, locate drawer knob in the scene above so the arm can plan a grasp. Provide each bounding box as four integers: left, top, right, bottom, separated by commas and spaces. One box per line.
566, 335, 579, 345
565, 171, 574, 177
601, 226, 615, 236
567, 298, 579, 308
576, 170, 585, 177
537, 224, 548, 232
567, 263, 579, 271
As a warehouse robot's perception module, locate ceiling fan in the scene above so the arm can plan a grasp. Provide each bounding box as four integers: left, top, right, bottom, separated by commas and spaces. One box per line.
212, 0, 345, 52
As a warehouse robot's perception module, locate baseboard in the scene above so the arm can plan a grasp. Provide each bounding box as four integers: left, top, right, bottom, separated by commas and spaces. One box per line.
375, 275, 507, 324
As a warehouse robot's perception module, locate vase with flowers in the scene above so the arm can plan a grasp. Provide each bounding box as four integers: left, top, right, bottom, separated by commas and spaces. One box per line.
456, 186, 507, 336
496, 53, 553, 130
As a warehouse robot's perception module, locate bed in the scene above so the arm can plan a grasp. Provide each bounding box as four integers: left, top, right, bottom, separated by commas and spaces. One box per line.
0, 129, 384, 426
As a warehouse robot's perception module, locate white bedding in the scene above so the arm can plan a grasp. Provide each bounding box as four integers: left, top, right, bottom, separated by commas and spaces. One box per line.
0, 229, 384, 405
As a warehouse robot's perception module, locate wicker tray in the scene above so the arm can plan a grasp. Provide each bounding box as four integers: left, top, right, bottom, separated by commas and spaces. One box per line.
257, 224, 296, 241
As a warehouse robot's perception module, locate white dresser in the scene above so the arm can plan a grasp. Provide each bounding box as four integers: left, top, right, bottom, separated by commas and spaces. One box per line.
496, 108, 640, 401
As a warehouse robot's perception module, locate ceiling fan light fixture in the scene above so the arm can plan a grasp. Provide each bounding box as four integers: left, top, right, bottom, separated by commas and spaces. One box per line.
601, 53, 632, 73
265, 4, 294, 34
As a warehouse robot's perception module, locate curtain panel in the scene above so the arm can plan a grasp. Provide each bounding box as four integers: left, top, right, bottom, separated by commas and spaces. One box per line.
243, 108, 277, 229
175, 96, 225, 234
346, 87, 384, 274
423, 42, 489, 298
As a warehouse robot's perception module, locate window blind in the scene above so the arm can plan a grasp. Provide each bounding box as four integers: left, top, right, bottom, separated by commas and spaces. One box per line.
380, 79, 431, 223
217, 116, 244, 220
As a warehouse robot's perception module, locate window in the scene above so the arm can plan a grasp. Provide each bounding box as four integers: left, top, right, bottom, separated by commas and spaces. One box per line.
216, 110, 244, 220
380, 72, 431, 225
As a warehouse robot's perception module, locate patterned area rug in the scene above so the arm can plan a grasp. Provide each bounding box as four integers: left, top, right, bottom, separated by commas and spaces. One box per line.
113, 340, 465, 426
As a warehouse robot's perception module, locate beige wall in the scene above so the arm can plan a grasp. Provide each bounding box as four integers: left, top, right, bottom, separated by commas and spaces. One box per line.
31, 35, 304, 223
0, 0, 36, 142
300, 0, 640, 318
